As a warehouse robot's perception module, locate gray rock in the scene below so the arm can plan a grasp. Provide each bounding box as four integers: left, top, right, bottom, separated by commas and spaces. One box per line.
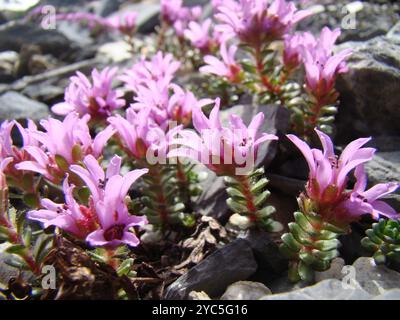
239, 229, 287, 277
268, 276, 309, 294
193, 168, 229, 221
315, 258, 346, 282
352, 257, 400, 296
164, 239, 258, 299
373, 289, 400, 300
188, 291, 211, 300
364, 151, 400, 212
0, 91, 49, 121
221, 281, 271, 300
261, 279, 371, 300
387, 21, 400, 43
0, 22, 71, 58
365, 152, 400, 185
297, 1, 399, 43
336, 36, 400, 140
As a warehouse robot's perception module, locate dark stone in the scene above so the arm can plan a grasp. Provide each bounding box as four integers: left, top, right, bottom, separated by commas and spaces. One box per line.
0, 23, 71, 58
240, 229, 287, 277
164, 239, 257, 299
335, 36, 400, 142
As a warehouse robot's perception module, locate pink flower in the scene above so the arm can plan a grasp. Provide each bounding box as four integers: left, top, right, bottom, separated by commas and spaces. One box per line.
27, 176, 99, 239
55, 12, 105, 29
200, 42, 242, 83
104, 11, 137, 36
0, 120, 38, 175
16, 113, 114, 183
168, 84, 213, 127
184, 19, 219, 53
337, 165, 399, 222
52, 68, 125, 120
215, 0, 311, 45
287, 129, 376, 206
130, 79, 171, 127
300, 27, 352, 100
169, 99, 278, 176
121, 52, 180, 92
108, 107, 181, 162
28, 155, 149, 247
283, 32, 314, 70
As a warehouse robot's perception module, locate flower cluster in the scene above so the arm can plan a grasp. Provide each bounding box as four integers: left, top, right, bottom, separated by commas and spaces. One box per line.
52, 68, 125, 120
288, 129, 398, 224
214, 0, 310, 46
160, 0, 201, 38
16, 113, 114, 184
121, 51, 212, 127
280, 129, 399, 282
170, 99, 277, 176
28, 155, 148, 247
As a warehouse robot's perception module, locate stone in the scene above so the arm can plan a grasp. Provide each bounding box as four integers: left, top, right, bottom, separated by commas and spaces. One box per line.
387, 21, 400, 43
220, 281, 272, 300
352, 257, 400, 296
164, 239, 258, 299
315, 258, 346, 282
0, 23, 71, 58
0, 91, 49, 121
373, 289, 400, 300
0, 243, 18, 289
335, 36, 400, 140
193, 168, 229, 221
188, 291, 211, 300
297, 0, 399, 43
240, 229, 287, 276
261, 279, 371, 300
97, 41, 132, 63
364, 152, 400, 185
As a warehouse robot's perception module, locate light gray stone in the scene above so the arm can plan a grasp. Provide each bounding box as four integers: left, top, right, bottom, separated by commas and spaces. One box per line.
261, 279, 371, 300
0, 91, 49, 121
221, 281, 272, 300
315, 258, 346, 282
352, 257, 400, 296
373, 289, 400, 300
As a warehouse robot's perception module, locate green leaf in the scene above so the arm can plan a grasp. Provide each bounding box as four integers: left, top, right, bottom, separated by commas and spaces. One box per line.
288, 222, 313, 246
257, 206, 276, 219
226, 187, 246, 200
6, 244, 26, 254
168, 202, 185, 213
298, 260, 314, 282
294, 211, 315, 234
373, 251, 386, 265
299, 250, 316, 265
55, 154, 69, 171
281, 233, 302, 252
314, 239, 340, 251
117, 258, 134, 277
254, 190, 270, 207
227, 198, 248, 214
311, 248, 338, 261
251, 178, 268, 194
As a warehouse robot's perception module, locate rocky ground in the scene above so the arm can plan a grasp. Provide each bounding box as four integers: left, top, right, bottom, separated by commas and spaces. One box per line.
0, 0, 399, 300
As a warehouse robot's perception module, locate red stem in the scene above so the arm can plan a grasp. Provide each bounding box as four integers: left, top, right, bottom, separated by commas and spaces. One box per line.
235, 175, 258, 223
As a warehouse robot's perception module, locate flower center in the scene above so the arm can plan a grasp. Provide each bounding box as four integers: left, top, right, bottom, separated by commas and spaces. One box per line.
104, 224, 125, 241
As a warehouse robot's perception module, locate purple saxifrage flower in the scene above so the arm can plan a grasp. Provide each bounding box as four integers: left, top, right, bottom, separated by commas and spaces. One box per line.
52, 67, 125, 120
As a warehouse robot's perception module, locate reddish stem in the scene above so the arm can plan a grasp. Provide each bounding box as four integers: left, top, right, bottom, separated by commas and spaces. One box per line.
235, 175, 258, 223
